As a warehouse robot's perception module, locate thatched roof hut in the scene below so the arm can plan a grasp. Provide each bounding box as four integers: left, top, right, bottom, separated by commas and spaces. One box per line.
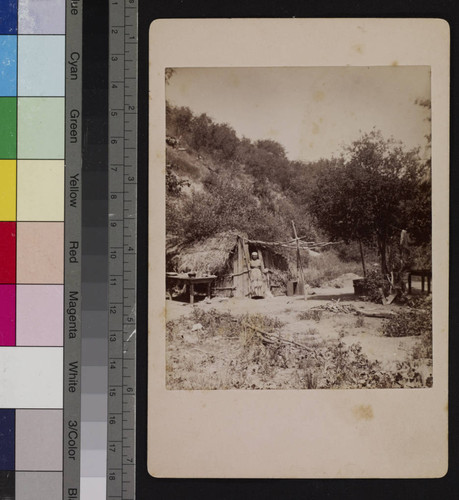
168, 231, 241, 276
167, 231, 291, 297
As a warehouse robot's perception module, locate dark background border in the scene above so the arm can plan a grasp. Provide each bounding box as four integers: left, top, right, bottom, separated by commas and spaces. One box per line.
136, 1, 458, 498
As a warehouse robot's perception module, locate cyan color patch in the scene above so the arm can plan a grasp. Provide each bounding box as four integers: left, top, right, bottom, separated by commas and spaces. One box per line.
0, 409, 15, 470
0, 0, 18, 35
0, 36, 17, 96
18, 35, 64, 96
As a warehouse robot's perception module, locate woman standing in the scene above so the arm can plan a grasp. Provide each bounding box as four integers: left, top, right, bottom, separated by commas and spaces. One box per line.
249, 251, 265, 298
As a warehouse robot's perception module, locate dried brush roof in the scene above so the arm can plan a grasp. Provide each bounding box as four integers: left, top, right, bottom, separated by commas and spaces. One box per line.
167, 231, 242, 275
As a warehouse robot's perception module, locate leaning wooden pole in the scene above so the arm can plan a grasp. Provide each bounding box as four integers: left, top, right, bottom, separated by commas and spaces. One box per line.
292, 220, 307, 299
358, 238, 367, 278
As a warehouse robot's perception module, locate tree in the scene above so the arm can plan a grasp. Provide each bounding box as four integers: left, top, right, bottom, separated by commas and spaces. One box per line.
165, 68, 175, 84
190, 113, 214, 151
211, 122, 239, 159
255, 139, 287, 159
310, 130, 429, 275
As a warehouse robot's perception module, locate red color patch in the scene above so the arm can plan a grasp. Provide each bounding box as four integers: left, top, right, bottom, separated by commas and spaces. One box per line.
0, 222, 16, 283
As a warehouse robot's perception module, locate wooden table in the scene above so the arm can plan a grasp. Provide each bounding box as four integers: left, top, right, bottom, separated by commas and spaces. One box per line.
408, 269, 431, 294
166, 275, 217, 304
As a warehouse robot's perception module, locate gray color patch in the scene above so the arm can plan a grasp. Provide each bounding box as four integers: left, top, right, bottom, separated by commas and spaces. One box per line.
16, 472, 62, 500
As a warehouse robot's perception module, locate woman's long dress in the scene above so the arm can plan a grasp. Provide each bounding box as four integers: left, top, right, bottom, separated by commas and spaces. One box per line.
249, 259, 264, 297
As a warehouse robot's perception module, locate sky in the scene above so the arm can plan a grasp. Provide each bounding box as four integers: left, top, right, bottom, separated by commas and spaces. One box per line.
166, 66, 431, 163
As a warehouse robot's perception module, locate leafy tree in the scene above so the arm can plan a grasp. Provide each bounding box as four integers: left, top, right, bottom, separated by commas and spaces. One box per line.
310, 130, 429, 275
211, 123, 239, 160
190, 113, 214, 151
166, 163, 190, 196
177, 171, 290, 243
255, 139, 287, 159
164, 103, 326, 244
165, 68, 175, 84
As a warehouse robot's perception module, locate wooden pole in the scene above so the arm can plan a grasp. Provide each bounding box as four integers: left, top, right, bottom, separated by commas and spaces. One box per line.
291, 221, 300, 279
358, 239, 366, 278
292, 221, 307, 299
240, 237, 252, 297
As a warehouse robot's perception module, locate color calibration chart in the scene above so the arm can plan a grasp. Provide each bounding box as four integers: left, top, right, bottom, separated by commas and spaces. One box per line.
0, 0, 65, 499
0, 0, 137, 498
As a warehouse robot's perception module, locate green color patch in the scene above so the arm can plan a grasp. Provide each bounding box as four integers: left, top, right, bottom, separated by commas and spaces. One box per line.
0, 98, 17, 159
18, 98, 64, 160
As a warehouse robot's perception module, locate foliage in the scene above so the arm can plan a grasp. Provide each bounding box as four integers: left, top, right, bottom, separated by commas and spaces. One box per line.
172, 171, 292, 243
412, 330, 433, 361
297, 310, 323, 322
381, 297, 432, 339
355, 268, 387, 303
166, 103, 194, 138
190, 308, 284, 336
302, 249, 362, 288
166, 309, 431, 389
165, 106, 430, 278
166, 163, 190, 196
355, 316, 365, 328
165, 103, 327, 245
165, 68, 175, 84
310, 130, 430, 274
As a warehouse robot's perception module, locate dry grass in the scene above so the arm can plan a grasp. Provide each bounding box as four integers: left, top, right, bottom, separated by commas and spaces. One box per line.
297, 309, 323, 322
169, 231, 239, 275
302, 250, 362, 287
166, 307, 432, 390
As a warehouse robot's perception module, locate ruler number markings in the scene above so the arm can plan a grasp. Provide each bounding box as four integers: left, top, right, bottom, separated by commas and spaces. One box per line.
108, 0, 137, 498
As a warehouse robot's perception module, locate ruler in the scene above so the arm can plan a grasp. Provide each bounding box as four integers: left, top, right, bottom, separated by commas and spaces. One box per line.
107, 1, 138, 499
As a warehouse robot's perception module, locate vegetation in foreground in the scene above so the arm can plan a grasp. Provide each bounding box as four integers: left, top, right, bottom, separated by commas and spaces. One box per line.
166, 306, 432, 390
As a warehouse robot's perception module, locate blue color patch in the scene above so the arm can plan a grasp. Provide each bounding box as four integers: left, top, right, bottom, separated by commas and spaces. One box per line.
0, 409, 15, 470
0, 0, 18, 35
0, 36, 17, 96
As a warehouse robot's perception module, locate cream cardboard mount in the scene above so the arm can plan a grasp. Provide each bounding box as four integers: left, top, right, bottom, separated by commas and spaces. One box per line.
148, 19, 449, 478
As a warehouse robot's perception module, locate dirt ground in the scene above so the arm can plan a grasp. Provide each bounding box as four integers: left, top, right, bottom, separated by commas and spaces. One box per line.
166, 273, 432, 389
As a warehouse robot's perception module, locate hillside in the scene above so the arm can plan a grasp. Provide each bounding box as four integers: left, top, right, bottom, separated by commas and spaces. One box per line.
165, 102, 431, 279
165, 103, 325, 246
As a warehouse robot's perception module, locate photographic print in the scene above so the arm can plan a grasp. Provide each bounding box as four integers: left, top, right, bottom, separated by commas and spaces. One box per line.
149, 19, 448, 478
164, 66, 432, 390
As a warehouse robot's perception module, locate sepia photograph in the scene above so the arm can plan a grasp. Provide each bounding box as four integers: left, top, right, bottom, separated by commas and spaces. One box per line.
164, 65, 433, 390
149, 18, 448, 478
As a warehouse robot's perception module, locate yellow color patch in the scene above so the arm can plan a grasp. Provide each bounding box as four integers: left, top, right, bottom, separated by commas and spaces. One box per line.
17, 160, 64, 221
0, 160, 16, 221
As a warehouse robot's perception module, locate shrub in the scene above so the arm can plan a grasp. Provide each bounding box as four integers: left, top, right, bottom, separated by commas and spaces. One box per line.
297, 309, 323, 322
355, 268, 387, 303
190, 308, 240, 337
189, 308, 284, 341
167, 309, 432, 389
381, 298, 431, 338
412, 331, 433, 361
355, 315, 365, 328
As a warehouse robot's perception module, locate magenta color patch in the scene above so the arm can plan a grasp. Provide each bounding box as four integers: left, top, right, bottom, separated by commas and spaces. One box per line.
16, 285, 63, 346
0, 285, 15, 346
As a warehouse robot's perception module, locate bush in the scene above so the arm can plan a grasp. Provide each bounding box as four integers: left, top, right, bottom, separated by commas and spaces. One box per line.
355, 316, 365, 328
298, 310, 323, 322
354, 268, 387, 303
167, 309, 432, 389
381, 298, 432, 339
189, 308, 284, 340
